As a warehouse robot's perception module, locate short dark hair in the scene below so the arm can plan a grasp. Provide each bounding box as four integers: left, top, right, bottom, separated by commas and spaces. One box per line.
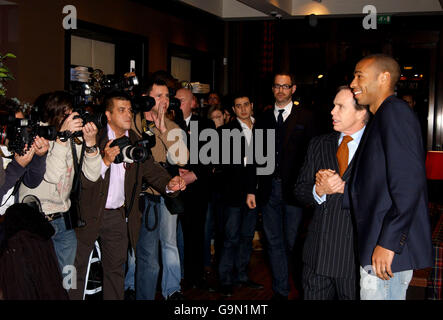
360, 54, 400, 89
337, 85, 370, 124
232, 92, 251, 105
0, 97, 22, 116
140, 79, 168, 96
102, 90, 132, 112
274, 71, 296, 86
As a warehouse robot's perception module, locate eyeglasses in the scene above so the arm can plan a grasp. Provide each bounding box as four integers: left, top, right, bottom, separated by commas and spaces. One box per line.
273, 84, 293, 90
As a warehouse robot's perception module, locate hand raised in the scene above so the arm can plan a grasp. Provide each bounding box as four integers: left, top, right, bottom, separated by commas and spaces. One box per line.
60, 112, 83, 134
82, 122, 98, 147
103, 139, 120, 166
15, 145, 35, 168
32, 136, 50, 157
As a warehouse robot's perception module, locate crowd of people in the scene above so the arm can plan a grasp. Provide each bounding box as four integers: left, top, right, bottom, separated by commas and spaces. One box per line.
0, 53, 434, 301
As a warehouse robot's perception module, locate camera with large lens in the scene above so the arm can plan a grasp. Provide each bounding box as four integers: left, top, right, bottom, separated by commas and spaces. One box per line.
0, 116, 57, 156
102, 74, 139, 93
70, 107, 108, 138
132, 95, 156, 113
110, 135, 151, 164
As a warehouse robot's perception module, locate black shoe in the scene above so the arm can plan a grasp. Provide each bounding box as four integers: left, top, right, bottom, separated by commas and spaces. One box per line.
237, 280, 264, 290
220, 285, 233, 297
271, 293, 288, 301
124, 289, 136, 301
167, 291, 184, 300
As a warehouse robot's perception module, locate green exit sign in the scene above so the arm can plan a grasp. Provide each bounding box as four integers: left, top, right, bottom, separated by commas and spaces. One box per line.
378, 15, 392, 24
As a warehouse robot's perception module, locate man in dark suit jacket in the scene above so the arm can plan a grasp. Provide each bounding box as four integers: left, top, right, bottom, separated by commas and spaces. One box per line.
349, 54, 433, 300
69, 91, 185, 300
247, 72, 315, 300
295, 86, 369, 299
217, 93, 263, 297
175, 88, 215, 289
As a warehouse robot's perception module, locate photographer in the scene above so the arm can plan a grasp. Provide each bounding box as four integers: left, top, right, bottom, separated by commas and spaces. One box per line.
69, 90, 186, 300
18, 91, 101, 280
0, 98, 49, 206
131, 79, 189, 300
0, 98, 49, 244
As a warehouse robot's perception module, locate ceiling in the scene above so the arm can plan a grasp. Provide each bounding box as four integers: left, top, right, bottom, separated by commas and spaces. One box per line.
179, 0, 443, 19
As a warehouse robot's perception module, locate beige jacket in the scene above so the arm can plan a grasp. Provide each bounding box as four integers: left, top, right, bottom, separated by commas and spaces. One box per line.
132, 113, 189, 195
19, 139, 102, 215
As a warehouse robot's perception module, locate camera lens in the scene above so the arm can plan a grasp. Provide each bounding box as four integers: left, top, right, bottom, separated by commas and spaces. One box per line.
126, 145, 147, 162
134, 96, 156, 112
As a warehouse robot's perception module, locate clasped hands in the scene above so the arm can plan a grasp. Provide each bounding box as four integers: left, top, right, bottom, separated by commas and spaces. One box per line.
315, 169, 345, 197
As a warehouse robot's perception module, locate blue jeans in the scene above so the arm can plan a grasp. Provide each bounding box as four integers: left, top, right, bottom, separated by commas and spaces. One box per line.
50, 217, 77, 279
262, 177, 303, 296
124, 248, 135, 291
136, 195, 181, 299
359, 266, 413, 300
218, 205, 257, 285
177, 219, 184, 279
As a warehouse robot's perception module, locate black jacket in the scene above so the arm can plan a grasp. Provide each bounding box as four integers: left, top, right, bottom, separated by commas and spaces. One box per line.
217, 119, 255, 207
249, 104, 315, 206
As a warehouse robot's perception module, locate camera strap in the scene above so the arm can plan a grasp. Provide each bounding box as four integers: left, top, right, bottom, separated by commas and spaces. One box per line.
70, 138, 86, 213
0, 173, 24, 207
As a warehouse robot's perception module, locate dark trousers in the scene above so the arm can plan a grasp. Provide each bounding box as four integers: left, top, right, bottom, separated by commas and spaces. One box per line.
69, 207, 127, 300
203, 191, 224, 270
218, 204, 257, 285
302, 263, 357, 300
262, 177, 303, 297
180, 188, 208, 285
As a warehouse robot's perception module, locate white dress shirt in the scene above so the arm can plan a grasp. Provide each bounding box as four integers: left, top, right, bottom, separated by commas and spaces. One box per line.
274, 101, 293, 122
101, 124, 128, 209
237, 117, 255, 166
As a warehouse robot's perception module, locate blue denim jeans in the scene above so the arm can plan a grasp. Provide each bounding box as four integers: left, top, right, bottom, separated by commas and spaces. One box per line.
124, 248, 135, 291
218, 205, 257, 285
359, 266, 413, 300
176, 218, 184, 279
50, 217, 77, 279
262, 177, 303, 297
135, 195, 181, 299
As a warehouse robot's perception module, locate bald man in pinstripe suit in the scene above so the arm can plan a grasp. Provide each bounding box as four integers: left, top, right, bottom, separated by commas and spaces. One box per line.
294, 86, 369, 300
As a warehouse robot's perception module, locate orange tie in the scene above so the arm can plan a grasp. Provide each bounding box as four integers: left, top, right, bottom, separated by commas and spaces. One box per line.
336, 135, 353, 177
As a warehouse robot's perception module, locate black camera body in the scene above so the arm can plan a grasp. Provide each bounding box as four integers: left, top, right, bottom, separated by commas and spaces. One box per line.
71, 108, 108, 137
0, 118, 57, 156
109, 135, 152, 164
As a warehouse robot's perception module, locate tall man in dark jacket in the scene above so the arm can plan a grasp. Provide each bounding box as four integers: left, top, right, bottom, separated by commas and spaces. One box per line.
247, 72, 315, 300
348, 54, 433, 300
294, 86, 369, 299
69, 91, 185, 300
217, 93, 263, 297
175, 87, 215, 289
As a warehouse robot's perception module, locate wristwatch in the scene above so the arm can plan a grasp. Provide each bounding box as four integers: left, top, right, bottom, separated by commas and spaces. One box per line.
85, 144, 98, 154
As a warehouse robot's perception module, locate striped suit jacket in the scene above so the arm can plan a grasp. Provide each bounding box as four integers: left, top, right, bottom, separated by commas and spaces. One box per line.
294, 132, 358, 278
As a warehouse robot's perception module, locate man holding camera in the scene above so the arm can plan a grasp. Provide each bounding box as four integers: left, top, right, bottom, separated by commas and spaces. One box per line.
132, 79, 189, 300
69, 91, 185, 300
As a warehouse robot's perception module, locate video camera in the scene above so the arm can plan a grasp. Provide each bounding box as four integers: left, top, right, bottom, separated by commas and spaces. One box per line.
0, 116, 57, 156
